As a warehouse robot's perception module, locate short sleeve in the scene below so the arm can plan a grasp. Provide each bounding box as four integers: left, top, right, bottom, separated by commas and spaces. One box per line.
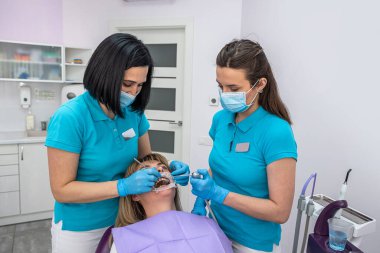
262, 120, 298, 165
209, 113, 220, 141
45, 106, 83, 154
138, 113, 150, 137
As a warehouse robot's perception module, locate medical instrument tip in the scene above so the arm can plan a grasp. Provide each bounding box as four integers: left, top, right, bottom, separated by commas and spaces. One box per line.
344, 169, 352, 184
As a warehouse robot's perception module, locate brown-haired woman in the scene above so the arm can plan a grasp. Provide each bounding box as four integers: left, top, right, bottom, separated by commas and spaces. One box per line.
108, 153, 233, 253
190, 39, 298, 253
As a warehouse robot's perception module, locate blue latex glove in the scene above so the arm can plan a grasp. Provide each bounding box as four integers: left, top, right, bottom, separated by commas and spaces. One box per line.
190, 169, 229, 204
170, 160, 190, 186
191, 197, 207, 216
117, 168, 161, 196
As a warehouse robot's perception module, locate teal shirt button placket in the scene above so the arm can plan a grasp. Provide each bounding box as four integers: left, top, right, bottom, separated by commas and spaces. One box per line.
106, 120, 122, 148
113, 128, 123, 148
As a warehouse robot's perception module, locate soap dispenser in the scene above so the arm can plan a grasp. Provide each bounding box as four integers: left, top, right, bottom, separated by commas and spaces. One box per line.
19, 82, 31, 109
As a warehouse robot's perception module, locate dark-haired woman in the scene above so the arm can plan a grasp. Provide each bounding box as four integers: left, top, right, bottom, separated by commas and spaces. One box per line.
190, 39, 297, 253
46, 33, 189, 253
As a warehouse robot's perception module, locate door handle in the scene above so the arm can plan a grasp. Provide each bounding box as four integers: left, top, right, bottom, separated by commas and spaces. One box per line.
169, 121, 183, 127
21, 146, 24, 161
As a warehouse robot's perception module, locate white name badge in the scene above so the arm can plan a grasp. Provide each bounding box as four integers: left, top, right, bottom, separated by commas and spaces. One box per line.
122, 128, 136, 140
235, 142, 250, 152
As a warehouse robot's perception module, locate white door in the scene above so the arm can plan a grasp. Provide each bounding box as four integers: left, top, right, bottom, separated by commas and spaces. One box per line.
19, 143, 54, 214
120, 28, 185, 161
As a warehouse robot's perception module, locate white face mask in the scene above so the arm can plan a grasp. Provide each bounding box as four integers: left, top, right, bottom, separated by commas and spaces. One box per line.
219, 80, 259, 113
120, 91, 139, 109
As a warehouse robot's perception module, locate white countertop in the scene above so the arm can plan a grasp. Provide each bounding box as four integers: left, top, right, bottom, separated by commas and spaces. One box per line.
0, 131, 46, 145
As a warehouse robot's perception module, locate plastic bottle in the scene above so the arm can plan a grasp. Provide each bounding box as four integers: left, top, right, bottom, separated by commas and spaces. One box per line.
26, 110, 35, 131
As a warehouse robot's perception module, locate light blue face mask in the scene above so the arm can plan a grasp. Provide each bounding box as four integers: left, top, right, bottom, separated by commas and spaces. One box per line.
219, 80, 259, 113
120, 91, 139, 109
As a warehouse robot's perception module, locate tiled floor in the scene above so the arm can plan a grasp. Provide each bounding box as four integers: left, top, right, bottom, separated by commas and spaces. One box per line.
0, 219, 51, 253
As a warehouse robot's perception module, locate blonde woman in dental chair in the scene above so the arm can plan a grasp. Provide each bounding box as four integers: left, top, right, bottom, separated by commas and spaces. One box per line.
98, 153, 232, 253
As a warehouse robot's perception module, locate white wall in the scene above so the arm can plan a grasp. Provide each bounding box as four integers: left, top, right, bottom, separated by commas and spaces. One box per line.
241, 1, 380, 252
0, 0, 62, 44
0, 82, 62, 132
62, 0, 243, 210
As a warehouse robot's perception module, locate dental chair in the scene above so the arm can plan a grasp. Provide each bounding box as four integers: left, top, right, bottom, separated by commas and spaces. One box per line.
95, 211, 233, 253
95, 226, 113, 253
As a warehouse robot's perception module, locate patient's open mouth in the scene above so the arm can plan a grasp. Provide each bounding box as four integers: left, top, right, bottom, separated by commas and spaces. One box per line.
154, 177, 171, 188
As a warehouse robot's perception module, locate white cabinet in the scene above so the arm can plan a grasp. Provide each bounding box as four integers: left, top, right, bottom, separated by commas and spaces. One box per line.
0, 192, 20, 217
0, 144, 20, 217
19, 143, 54, 214
0, 40, 92, 83
0, 142, 54, 225
0, 175, 19, 192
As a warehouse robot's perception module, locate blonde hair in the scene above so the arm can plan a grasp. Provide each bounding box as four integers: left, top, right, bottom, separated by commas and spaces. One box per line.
115, 153, 182, 228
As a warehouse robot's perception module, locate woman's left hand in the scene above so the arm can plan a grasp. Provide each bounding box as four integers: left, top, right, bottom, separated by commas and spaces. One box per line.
170, 160, 190, 186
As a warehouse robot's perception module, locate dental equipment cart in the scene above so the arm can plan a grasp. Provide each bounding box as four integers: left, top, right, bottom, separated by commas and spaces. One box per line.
293, 171, 376, 253
306, 198, 373, 252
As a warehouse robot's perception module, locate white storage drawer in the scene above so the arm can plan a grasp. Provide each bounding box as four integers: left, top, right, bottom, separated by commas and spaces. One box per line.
0, 154, 18, 166
0, 191, 20, 217
0, 175, 19, 192
0, 165, 18, 176
0, 145, 18, 155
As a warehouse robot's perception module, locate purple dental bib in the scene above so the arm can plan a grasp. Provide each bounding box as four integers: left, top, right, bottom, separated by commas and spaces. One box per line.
112, 210, 233, 253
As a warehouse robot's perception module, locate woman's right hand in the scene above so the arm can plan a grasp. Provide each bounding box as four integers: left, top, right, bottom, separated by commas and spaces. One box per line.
190, 169, 229, 204
117, 168, 161, 196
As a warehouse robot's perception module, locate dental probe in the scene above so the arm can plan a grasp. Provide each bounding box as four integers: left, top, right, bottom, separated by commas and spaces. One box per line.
133, 158, 145, 167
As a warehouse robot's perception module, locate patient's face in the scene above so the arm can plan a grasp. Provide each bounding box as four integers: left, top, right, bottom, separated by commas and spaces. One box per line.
132, 160, 176, 204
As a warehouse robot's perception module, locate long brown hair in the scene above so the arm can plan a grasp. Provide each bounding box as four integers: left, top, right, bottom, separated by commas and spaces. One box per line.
216, 39, 292, 124
115, 153, 182, 228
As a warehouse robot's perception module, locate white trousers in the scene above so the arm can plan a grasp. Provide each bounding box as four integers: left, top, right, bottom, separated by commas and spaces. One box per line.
51, 219, 108, 253
232, 241, 281, 253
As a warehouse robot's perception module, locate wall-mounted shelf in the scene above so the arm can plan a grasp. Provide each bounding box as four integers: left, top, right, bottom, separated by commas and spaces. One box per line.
0, 60, 62, 66
0, 78, 63, 83
0, 40, 92, 83
64, 63, 87, 67
64, 47, 91, 83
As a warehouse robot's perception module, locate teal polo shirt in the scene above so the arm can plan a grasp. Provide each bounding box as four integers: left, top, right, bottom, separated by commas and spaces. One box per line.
209, 106, 297, 252
45, 91, 150, 231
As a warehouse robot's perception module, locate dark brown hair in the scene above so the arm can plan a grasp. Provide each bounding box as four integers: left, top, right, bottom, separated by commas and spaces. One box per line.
216, 39, 292, 124
83, 33, 153, 117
